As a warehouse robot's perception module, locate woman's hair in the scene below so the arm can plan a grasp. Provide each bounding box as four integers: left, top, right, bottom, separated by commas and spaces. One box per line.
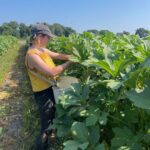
29, 33, 37, 46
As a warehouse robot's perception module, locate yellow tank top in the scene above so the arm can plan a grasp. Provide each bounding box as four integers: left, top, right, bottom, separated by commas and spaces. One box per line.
25, 49, 56, 92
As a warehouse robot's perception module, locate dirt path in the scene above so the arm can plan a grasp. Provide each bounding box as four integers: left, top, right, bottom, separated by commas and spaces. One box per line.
0, 43, 62, 150
0, 44, 32, 150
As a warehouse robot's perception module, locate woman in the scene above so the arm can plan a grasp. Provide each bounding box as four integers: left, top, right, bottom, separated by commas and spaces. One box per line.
25, 24, 73, 149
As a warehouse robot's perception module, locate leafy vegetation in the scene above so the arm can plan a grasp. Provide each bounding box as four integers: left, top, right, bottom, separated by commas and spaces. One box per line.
0, 36, 18, 85
48, 32, 150, 149
0, 35, 17, 55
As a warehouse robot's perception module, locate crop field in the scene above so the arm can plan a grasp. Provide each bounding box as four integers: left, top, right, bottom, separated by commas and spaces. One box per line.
47, 32, 150, 149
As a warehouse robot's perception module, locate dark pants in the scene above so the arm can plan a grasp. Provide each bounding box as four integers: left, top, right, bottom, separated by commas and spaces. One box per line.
33, 86, 56, 150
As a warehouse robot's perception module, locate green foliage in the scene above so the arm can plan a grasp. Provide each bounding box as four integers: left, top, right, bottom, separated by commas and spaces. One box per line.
19, 23, 31, 38
49, 23, 76, 37
0, 21, 76, 38
135, 28, 150, 38
48, 32, 150, 149
0, 35, 18, 55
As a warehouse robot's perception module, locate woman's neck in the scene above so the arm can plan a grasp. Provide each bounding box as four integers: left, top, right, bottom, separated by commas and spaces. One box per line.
31, 44, 45, 51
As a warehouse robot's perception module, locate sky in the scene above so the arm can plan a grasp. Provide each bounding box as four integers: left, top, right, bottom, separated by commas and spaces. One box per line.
0, 0, 150, 33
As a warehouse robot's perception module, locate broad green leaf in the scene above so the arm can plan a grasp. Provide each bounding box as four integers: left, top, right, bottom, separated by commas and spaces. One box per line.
123, 109, 139, 123
63, 140, 79, 150
104, 79, 123, 90
55, 124, 70, 137
94, 143, 105, 150
79, 109, 89, 117
52, 116, 72, 137
125, 69, 143, 88
86, 115, 98, 126
60, 94, 80, 109
71, 122, 89, 142
117, 146, 130, 150
68, 107, 80, 116
142, 134, 150, 144
141, 57, 150, 68
112, 127, 134, 147
93, 60, 116, 77
130, 144, 143, 150
143, 39, 150, 51
126, 82, 150, 109
55, 104, 66, 117
119, 58, 137, 73
70, 56, 81, 63
112, 127, 143, 149
72, 47, 81, 58
63, 141, 89, 150
89, 125, 100, 146
99, 112, 108, 125
78, 142, 89, 150
82, 84, 90, 98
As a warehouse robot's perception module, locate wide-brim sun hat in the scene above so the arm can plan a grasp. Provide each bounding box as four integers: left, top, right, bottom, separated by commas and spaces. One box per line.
31, 24, 55, 38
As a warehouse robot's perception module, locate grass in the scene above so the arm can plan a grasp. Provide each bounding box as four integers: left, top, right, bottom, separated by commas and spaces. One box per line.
0, 42, 20, 86
0, 39, 26, 86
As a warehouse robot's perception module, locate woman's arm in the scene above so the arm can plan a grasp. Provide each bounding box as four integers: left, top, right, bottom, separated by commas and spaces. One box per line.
45, 49, 71, 61
27, 54, 72, 78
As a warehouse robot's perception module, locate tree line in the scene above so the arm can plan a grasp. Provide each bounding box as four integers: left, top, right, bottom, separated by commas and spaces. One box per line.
0, 21, 150, 38
87, 28, 150, 38
0, 21, 76, 38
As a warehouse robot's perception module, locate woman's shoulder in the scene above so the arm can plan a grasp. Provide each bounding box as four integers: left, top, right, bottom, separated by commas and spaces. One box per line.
42, 48, 50, 53
27, 48, 41, 55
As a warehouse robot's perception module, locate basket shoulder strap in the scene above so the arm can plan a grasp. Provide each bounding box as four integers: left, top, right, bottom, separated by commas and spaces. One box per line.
28, 69, 57, 86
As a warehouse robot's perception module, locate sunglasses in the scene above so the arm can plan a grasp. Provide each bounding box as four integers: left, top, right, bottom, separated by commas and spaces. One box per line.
39, 34, 51, 39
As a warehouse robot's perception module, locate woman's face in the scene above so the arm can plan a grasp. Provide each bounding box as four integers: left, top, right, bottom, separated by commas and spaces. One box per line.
37, 34, 51, 47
